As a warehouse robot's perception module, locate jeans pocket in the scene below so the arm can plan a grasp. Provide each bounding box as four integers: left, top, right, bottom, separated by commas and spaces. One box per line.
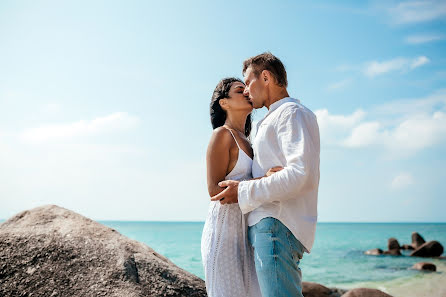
286, 231, 304, 260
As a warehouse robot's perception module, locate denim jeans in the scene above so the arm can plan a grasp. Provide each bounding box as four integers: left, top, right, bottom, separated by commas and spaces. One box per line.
248, 217, 305, 297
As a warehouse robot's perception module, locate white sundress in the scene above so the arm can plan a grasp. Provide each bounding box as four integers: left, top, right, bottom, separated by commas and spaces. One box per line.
201, 129, 261, 297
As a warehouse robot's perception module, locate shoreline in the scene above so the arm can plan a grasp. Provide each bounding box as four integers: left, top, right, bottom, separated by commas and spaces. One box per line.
330, 259, 446, 297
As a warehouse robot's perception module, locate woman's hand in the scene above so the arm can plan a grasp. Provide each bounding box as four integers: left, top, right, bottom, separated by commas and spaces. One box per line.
265, 166, 284, 177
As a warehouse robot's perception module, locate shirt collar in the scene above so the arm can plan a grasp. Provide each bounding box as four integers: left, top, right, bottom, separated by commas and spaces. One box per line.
266, 97, 300, 116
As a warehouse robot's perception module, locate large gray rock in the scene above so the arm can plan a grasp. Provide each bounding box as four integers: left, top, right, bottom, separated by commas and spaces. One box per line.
342, 288, 393, 297
302, 282, 347, 297
0, 205, 206, 297
410, 240, 444, 258
411, 232, 425, 249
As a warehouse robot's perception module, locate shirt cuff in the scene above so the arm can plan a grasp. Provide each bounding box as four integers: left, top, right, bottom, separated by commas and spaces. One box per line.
238, 180, 253, 214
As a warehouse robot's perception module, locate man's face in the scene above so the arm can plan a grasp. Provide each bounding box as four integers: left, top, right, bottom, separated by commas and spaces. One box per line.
243, 66, 267, 109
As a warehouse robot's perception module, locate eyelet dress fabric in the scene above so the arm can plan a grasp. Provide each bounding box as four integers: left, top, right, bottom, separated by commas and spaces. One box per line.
201, 130, 261, 297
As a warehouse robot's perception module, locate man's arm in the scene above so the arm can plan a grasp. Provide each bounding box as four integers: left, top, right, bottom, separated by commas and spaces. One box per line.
237, 106, 320, 214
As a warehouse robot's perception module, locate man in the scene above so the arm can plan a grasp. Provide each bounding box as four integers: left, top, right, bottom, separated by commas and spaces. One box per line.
211, 52, 320, 297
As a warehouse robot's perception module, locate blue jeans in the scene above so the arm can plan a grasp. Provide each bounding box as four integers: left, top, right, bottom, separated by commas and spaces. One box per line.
248, 217, 305, 297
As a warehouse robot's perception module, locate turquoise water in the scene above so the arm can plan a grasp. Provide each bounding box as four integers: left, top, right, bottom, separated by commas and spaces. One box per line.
2, 218, 444, 295
101, 221, 446, 287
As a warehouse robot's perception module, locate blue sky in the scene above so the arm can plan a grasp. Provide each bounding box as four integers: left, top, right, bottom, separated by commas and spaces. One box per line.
1, 0, 445, 222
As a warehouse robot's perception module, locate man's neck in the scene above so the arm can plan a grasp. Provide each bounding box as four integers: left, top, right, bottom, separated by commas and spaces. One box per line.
265, 88, 289, 110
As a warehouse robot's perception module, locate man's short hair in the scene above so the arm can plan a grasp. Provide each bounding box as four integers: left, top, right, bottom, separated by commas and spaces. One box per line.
243, 52, 288, 88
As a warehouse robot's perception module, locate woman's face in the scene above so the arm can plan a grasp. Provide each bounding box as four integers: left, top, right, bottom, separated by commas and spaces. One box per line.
223, 81, 253, 113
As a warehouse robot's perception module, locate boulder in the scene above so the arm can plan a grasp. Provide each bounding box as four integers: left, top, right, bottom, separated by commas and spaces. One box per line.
410, 240, 444, 258
342, 288, 393, 297
364, 248, 383, 255
411, 262, 436, 271
411, 232, 426, 249
387, 238, 400, 250
383, 249, 401, 256
302, 282, 347, 297
0, 205, 206, 297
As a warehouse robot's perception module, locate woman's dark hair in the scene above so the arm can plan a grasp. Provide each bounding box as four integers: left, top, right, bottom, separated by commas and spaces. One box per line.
210, 77, 252, 137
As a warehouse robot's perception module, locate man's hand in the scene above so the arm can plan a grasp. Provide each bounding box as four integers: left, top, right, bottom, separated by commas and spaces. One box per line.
210, 180, 240, 204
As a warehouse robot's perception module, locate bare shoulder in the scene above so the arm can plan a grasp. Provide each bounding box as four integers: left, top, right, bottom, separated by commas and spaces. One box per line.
208, 126, 233, 149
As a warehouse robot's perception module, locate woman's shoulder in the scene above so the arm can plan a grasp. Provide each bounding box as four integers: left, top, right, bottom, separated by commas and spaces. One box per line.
208, 126, 234, 148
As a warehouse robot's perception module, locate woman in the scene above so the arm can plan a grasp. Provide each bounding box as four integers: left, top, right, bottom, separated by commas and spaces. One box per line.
201, 78, 281, 297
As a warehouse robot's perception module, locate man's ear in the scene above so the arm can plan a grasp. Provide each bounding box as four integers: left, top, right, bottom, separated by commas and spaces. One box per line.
261, 70, 270, 85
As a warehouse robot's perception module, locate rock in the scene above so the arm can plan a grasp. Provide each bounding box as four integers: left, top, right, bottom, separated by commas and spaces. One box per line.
364, 248, 383, 255
410, 240, 444, 258
411, 232, 426, 249
383, 249, 401, 256
411, 262, 436, 271
401, 244, 414, 250
342, 288, 393, 297
302, 282, 347, 297
0, 205, 206, 297
387, 238, 400, 250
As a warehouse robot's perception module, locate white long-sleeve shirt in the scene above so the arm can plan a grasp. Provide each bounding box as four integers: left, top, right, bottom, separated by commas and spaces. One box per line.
238, 97, 320, 253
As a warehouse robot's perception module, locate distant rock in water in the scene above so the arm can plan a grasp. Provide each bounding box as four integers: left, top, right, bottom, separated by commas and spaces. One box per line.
387, 238, 400, 250
411, 262, 436, 272
0, 205, 206, 297
400, 244, 414, 250
364, 248, 383, 255
341, 288, 393, 297
383, 249, 401, 256
410, 240, 444, 258
411, 232, 426, 249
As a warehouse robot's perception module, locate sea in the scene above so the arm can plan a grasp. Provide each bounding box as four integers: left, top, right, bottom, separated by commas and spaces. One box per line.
100, 221, 446, 297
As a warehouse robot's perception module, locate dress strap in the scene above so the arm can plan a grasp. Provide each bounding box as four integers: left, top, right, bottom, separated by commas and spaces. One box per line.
227, 129, 241, 150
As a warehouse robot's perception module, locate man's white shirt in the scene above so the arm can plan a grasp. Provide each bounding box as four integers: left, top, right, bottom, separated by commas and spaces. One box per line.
238, 97, 320, 253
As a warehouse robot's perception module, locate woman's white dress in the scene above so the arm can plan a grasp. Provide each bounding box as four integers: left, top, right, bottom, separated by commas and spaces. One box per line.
201, 130, 261, 297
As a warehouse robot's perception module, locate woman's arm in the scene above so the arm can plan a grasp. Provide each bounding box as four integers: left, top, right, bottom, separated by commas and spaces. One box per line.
250, 166, 284, 180
206, 127, 233, 197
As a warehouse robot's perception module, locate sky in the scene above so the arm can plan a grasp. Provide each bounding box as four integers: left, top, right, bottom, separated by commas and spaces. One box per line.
1, 0, 446, 222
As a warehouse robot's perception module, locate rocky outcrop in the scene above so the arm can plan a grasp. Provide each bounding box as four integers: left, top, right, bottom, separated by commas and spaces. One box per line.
411, 232, 425, 249
387, 238, 400, 250
365, 232, 444, 259
302, 282, 347, 297
383, 249, 401, 256
410, 240, 444, 258
341, 288, 393, 297
0, 205, 206, 297
411, 262, 436, 271
400, 244, 414, 250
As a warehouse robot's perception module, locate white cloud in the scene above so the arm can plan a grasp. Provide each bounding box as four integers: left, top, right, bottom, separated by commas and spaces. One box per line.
19, 112, 140, 143
342, 111, 446, 153
327, 79, 352, 91
391, 173, 414, 190
343, 122, 383, 147
316, 89, 446, 156
388, 1, 446, 24
410, 56, 430, 69
405, 34, 446, 44
364, 56, 429, 77
315, 109, 365, 145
